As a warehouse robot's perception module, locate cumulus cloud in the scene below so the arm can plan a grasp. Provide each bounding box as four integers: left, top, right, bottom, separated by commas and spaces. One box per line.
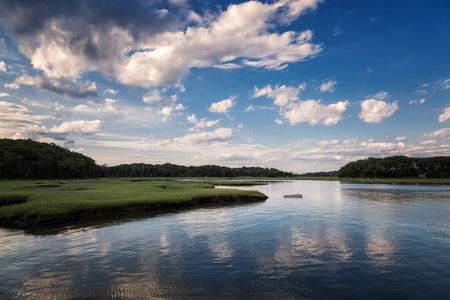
0, 92, 9, 97
187, 114, 220, 131
359, 95, 399, 123
0, 61, 6, 72
396, 137, 407, 142
173, 127, 233, 144
438, 107, 450, 123
254, 84, 300, 106
254, 83, 348, 126
50, 120, 104, 134
209, 96, 236, 113
0, 0, 322, 88
284, 99, 349, 126
5, 75, 97, 99
319, 80, 337, 93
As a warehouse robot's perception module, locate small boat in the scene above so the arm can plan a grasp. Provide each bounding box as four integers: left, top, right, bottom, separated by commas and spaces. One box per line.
284, 194, 303, 198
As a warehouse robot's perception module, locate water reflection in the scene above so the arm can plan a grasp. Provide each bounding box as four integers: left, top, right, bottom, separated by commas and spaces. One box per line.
1, 181, 450, 299
365, 229, 396, 271
178, 208, 235, 263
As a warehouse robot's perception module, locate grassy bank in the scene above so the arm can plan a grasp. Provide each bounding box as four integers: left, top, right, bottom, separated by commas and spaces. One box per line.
0, 178, 267, 228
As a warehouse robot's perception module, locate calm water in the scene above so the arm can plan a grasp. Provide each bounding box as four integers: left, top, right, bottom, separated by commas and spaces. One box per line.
1, 181, 450, 299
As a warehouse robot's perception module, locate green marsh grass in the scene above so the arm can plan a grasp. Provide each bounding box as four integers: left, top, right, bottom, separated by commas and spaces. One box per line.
0, 178, 267, 226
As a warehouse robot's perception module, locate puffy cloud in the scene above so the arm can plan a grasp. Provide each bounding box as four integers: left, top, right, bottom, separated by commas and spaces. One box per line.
0, 0, 322, 88
395, 137, 407, 142
5, 75, 97, 99
0, 61, 6, 72
253, 84, 300, 106
0, 92, 9, 97
209, 96, 236, 113
143, 89, 164, 104
319, 80, 337, 93
359, 98, 399, 123
50, 120, 103, 134
187, 114, 220, 131
283, 99, 349, 126
254, 83, 348, 126
438, 107, 450, 123
173, 127, 233, 144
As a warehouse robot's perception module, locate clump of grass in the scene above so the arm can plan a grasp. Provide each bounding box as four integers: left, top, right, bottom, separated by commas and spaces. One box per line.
0, 195, 30, 207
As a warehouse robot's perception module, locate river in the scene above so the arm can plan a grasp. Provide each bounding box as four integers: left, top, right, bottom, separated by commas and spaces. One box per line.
1, 180, 450, 299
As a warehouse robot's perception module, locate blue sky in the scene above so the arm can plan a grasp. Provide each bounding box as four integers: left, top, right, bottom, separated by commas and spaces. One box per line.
0, 0, 449, 173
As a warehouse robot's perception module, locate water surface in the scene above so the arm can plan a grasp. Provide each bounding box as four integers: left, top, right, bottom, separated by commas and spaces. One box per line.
1, 181, 450, 299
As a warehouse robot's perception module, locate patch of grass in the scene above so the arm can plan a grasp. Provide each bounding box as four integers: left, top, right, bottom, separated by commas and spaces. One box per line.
0, 179, 267, 227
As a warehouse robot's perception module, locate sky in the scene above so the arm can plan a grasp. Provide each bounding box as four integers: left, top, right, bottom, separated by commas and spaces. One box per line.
0, 0, 449, 173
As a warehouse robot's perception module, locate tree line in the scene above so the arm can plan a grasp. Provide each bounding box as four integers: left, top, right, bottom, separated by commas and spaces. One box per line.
103, 163, 295, 178
0, 139, 101, 179
0, 139, 295, 179
338, 156, 450, 178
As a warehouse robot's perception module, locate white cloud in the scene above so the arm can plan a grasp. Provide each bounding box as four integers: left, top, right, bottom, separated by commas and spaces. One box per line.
253, 84, 300, 106
50, 120, 104, 134
441, 79, 450, 90
438, 107, 450, 123
5, 0, 322, 88
187, 114, 220, 131
0, 61, 6, 72
143, 89, 164, 104
173, 127, 234, 144
5, 75, 97, 99
213, 63, 242, 70
254, 83, 348, 126
104, 88, 118, 95
319, 80, 337, 93
409, 98, 425, 105
0, 100, 51, 125
284, 99, 349, 126
209, 96, 236, 113
395, 137, 407, 142
359, 98, 399, 123
0, 92, 8, 97
422, 128, 450, 139
245, 105, 256, 112
275, 119, 283, 125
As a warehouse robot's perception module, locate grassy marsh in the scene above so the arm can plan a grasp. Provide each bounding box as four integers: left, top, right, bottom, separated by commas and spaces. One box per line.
0, 178, 267, 227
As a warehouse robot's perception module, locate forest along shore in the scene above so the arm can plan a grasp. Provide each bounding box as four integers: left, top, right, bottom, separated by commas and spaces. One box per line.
0, 179, 267, 228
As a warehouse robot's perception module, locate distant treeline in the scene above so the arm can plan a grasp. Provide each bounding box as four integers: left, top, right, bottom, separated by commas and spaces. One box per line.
103, 163, 295, 178
338, 156, 450, 178
0, 139, 101, 179
299, 170, 339, 177
0, 139, 295, 179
